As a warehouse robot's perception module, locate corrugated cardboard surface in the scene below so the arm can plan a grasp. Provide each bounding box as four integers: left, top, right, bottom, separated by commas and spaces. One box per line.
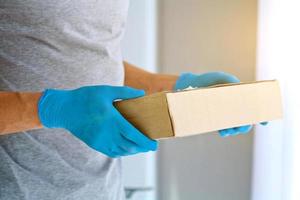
166, 80, 283, 137
115, 80, 283, 140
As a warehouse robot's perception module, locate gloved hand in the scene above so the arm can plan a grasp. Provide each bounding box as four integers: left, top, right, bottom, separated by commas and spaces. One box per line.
38, 85, 158, 157
174, 72, 267, 137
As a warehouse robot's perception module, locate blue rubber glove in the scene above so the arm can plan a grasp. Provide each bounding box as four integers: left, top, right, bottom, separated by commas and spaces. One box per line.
38, 85, 158, 158
174, 72, 267, 137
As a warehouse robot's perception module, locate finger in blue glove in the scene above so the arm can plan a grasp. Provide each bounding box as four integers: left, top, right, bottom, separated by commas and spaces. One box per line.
175, 72, 240, 90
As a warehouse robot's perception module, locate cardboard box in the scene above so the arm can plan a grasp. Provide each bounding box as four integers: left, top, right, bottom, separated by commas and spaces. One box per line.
114, 80, 283, 140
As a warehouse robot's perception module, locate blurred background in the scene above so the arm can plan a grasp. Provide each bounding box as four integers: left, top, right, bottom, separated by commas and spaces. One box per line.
121, 0, 300, 200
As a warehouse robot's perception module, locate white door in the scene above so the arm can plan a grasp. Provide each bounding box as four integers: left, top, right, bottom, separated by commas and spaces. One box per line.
121, 1, 158, 200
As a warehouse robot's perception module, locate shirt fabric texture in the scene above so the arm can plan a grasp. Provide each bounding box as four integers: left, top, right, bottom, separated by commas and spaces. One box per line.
0, 0, 129, 199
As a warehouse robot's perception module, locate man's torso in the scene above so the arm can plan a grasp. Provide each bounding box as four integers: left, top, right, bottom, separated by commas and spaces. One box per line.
0, 0, 129, 199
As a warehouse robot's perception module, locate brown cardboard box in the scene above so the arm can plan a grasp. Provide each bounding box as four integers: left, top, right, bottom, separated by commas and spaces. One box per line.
114, 80, 283, 140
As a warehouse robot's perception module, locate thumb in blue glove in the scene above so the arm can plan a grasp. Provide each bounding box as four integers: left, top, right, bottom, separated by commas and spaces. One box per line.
175, 72, 267, 137
38, 85, 158, 158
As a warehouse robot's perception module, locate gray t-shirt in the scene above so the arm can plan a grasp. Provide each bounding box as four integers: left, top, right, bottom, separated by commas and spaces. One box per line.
0, 1, 129, 199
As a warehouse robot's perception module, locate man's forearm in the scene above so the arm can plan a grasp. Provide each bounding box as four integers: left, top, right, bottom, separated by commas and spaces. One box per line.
0, 92, 43, 135
123, 61, 178, 94
0, 62, 176, 135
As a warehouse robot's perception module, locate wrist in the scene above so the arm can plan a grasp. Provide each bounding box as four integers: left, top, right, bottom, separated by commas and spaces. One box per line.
19, 92, 43, 131
27, 92, 43, 128
149, 73, 178, 93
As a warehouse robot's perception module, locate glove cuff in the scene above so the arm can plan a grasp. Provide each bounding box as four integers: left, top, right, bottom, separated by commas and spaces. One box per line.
38, 89, 69, 128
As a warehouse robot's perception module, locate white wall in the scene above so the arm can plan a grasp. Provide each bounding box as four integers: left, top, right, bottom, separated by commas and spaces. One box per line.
122, 0, 157, 72
252, 0, 300, 199
157, 0, 257, 199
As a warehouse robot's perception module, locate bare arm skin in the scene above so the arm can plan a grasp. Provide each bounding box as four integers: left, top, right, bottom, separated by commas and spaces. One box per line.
0, 62, 177, 135
123, 61, 178, 94
0, 92, 43, 135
